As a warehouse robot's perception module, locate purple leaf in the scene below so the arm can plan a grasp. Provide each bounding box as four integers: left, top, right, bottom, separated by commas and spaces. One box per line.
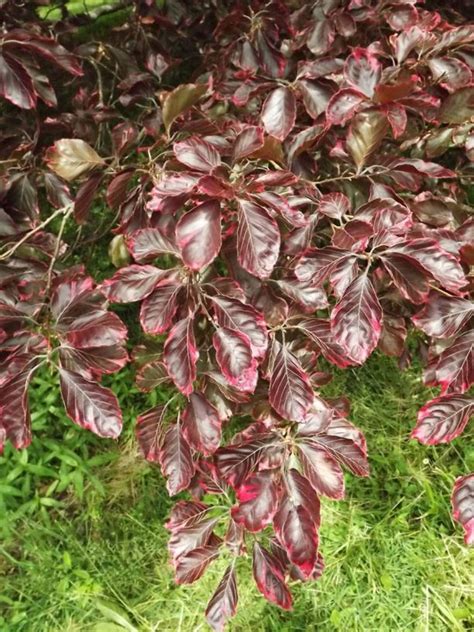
300, 398, 334, 436
182, 392, 221, 455
307, 18, 335, 56
50, 277, 96, 321
329, 252, 359, 299
252, 543, 293, 610
5, 31, 83, 75
344, 48, 382, 98
213, 327, 257, 393
269, 341, 314, 422
381, 253, 431, 304
232, 126, 264, 162
313, 433, 369, 477
298, 80, 331, 119
175, 545, 220, 584
198, 175, 234, 199
59, 367, 122, 439
379, 317, 407, 357
0, 53, 36, 109
297, 58, 343, 80
428, 57, 471, 93
261, 87, 296, 141
274, 469, 320, 576
274, 497, 318, 578
392, 25, 425, 64
318, 193, 351, 220
168, 514, 217, 560
24, 63, 57, 107
140, 282, 181, 334
160, 422, 195, 495
390, 240, 466, 294
165, 500, 210, 531
332, 220, 373, 252
412, 294, 474, 338
295, 247, 353, 286
136, 405, 167, 462
298, 440, 345, 499
390, 159, 454, 179
164, 316, 198, 396
9, 172, 39, 219
215, 438, 273, 489
326, 415, 367, 456
65, 312, 128, 348
231, 471, 280, 532
59, 345, 129, 378
276, 278, 328, 312
103, 264, 170, 302
284, 468, 321, 526
237, 199, 280, 279
106, 171, 134, 210
326, 88, 366, 126
174, 136, 221, 172
252, 191, 306, 227
151, 173, 199, 197
287, 125, 324, 164
431, 330, 474, 394
452, 474, 474, 545
411, 394, 474, 445
355, 198, 412, 236
127, 228, 180, 261
385, 102, 408, 139
0, 371, 33, 451
74, 173, 103, 224
211, 295, 268, 359
111, 121, 138, 157
331, 274, 382, 364
176, 201, 221, 270
205, 565, 238, 632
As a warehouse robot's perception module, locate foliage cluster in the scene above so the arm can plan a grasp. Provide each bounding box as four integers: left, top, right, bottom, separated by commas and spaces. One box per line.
0, 0, 473, 627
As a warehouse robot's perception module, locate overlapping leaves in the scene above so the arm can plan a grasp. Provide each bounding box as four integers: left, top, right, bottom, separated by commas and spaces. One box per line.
1, 0, 473, 629
0, 274, 127, 449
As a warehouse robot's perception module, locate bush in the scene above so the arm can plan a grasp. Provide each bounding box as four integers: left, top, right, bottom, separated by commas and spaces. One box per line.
0, 0, 473, 628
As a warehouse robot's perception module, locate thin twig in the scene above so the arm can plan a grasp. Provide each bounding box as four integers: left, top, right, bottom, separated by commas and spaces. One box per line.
0, 204, 73, 261
427, 283, 457, 298
311, 167, 391, 186
45, 205, 74, 293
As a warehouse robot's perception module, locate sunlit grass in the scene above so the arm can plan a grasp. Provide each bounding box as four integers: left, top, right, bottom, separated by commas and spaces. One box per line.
1, 353, 473, 631
37, 1, 121, 21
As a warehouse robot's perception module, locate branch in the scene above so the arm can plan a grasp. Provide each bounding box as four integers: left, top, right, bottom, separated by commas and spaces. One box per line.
45, 205, 74, 293
0, 204, 73, 261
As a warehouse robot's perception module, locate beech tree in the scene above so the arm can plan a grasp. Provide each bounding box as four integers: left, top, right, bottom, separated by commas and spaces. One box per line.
0, 0, 473, 628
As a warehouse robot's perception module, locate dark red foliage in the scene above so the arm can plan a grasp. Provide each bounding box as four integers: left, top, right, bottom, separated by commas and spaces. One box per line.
1, 0, 473, 627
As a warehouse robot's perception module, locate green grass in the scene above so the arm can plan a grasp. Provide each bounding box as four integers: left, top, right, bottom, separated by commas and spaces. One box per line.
37, 0, 164, 22
1, 354, 473, 631
38, 1, 122, 21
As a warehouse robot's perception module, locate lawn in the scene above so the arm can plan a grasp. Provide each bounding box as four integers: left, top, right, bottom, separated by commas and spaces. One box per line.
1, 354, 473, 631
